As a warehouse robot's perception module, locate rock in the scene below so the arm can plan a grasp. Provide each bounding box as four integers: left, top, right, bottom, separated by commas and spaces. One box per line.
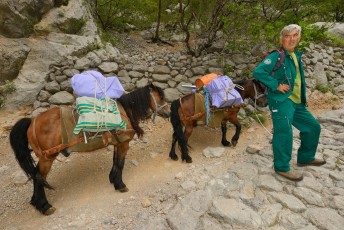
141, 199, 152, 208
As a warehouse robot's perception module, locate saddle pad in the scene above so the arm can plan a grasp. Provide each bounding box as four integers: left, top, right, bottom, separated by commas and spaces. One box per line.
194, 93, 224, 128
73, 97, 126, 134
206, 75, 243, 108
61, 106, 131, 152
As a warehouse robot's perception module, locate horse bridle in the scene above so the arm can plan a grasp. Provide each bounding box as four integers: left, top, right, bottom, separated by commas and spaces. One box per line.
150, 92, 169, 123
252, 80, 267, 108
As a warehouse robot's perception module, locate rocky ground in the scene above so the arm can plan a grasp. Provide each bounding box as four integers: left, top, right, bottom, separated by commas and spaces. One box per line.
0, 95, 342, 229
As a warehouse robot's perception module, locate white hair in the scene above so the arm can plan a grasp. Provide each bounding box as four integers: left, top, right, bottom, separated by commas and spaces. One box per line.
280, 24, 302, 39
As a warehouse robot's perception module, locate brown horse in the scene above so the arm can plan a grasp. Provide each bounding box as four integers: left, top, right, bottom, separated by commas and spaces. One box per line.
169, 79, 267, 163
9, 83, 170, 215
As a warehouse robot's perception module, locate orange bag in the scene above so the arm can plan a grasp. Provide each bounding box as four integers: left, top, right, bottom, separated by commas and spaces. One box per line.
195, 73, 218, 89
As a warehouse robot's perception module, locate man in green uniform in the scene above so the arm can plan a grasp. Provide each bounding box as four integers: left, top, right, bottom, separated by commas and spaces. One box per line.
253, 24, 326, 181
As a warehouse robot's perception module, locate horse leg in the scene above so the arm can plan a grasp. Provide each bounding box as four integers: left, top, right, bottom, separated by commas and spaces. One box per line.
181, 124, 193, 163
169, 131, 179, 161
169, 99, 185, 161
229, 114, 241, 147
31, 159, 56, 215
109, 146, 117, 184
221, 120, 231, 147
109, 143, 129, 192
9, 117, 55, 215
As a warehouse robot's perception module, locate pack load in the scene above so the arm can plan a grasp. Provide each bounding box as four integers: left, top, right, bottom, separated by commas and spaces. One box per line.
205, 75, 243, 108
70, 70, 126, 135
262, 48, 285, 76
71, 70, 125, 99
72, 96, 126, 134
195, 73, 218, 89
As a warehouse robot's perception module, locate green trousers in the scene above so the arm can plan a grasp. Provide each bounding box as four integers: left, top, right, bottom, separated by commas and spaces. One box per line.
268, 98, 321, 172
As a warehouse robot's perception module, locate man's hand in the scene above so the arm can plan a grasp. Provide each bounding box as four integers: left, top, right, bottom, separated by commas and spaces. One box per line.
277, 83, 290, 94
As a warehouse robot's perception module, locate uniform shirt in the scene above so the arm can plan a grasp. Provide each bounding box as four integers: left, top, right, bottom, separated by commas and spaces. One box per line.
253, 48, 307, 105
288, 52, 301, 104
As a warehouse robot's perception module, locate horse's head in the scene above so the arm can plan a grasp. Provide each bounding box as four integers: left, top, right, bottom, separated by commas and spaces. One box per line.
149, 83, 171, 119
250, 79, 268, 107
236, 79, 268, 107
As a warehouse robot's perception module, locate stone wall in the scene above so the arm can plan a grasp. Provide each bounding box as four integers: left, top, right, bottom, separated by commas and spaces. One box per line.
30, 42, 344, 116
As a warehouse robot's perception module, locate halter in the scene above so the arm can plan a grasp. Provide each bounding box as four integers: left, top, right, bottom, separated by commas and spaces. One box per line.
252, 81, 267, 108
252, 81, 272, 135
150, 91, 169, 123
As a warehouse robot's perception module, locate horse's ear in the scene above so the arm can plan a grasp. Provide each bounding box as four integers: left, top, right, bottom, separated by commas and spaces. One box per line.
149, 82, 156, 90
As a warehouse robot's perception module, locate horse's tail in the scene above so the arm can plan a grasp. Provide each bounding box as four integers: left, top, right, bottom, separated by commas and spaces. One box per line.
9, 118, 37, 180
170, 100, 189, 154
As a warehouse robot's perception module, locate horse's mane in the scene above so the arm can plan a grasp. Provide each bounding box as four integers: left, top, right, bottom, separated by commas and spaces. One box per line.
117, 84, 164, 136
118, 85, 150, 121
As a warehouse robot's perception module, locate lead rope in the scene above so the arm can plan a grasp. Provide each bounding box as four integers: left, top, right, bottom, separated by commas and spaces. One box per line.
252, 82, 272, 136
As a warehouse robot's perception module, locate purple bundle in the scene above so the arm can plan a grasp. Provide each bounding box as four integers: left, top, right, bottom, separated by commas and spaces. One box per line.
71, 70, 124, 99
206, 75, 243, 108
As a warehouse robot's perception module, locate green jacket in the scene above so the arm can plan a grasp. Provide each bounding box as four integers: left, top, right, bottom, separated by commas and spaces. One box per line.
253, 48, 307, 105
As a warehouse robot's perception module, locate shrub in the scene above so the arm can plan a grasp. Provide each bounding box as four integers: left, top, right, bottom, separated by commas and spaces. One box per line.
315, 81, 332, 93
0, 80, 16, 107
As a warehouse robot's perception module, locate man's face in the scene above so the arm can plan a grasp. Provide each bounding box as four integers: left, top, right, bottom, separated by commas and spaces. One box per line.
280, 29, 301, 52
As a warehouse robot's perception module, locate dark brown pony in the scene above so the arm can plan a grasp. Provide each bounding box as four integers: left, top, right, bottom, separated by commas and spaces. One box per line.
9, 83, 170, 215
169, 79, 267, 163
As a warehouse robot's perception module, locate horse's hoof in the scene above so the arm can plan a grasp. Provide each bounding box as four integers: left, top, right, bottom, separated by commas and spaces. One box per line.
182, 157, 193, 163
170, 156, 179, 161
44, 207, 56, 215
221, 140, 231, 147
231, 141, 238, 147
169, 153, 179, 161
118, 187, 129, 193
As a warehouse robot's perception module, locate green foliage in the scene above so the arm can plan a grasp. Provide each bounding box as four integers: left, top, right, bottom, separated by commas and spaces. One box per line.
325, 33, 344, 47
0, 97, 4, 108
61, 18, 86, 34
216, 56, 224, 65
224, 65, 234, 74
315, 81, 332, 93
247, 112, 268, 125
223, 2, 263, 53
222, 0, 343, 53
3, 80, 16, 94
296, 24, 327, 49
89, 0, 343, 56
335, 159, 342, 165
100, 30, 118, 46
244, 69, 251, 78
92, 0, 164, 32
57, 11, 64, 17
0, 80, 16, 108
310, 0, 344, 22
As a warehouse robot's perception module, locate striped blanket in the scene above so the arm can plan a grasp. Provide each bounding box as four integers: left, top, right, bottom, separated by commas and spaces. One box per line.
73, 97, 126, 134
